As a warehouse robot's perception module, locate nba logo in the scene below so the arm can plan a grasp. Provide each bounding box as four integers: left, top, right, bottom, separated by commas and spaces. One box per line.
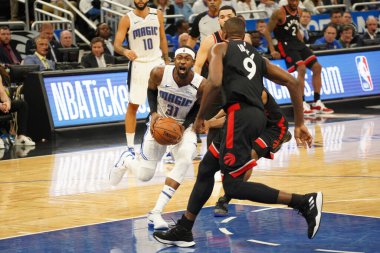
355, 56, 374, 91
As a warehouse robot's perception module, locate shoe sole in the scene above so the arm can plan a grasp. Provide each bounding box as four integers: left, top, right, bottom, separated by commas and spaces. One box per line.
153, 234, 195, 248
311, 192, 323, 239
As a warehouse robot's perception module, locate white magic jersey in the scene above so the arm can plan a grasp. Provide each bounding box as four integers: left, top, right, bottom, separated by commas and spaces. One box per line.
127, 8, 162, 63
157, 65, 203, 124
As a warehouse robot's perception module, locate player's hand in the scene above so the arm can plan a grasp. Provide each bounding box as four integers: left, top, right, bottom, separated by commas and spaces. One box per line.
150, 113, 161, 135
193, 118, 206, 134
0, 101, 10, 113
294, 124, 313, 148
124, 49, 138, 61
271, 51, 281, 59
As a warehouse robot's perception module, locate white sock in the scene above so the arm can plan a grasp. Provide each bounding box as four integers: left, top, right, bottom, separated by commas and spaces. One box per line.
152, 185, 176, 213
126, 133, 135, 148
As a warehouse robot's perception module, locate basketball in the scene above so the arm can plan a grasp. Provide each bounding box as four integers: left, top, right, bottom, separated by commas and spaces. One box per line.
152, 117, 183, 145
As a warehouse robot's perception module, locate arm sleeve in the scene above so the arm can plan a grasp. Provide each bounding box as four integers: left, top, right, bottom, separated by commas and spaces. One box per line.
182, 101, 200, 128
147, 88, 158, 113
189, 12, 204, 38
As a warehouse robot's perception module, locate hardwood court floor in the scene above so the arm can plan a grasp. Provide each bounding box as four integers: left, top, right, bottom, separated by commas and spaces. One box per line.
0, 112, 380, 251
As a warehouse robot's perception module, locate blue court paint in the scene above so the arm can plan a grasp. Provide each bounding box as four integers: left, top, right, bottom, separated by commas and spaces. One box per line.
1, 205, 379, 253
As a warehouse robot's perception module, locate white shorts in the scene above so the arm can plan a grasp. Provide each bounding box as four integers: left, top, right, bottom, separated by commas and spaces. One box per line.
128, 59, 164, 105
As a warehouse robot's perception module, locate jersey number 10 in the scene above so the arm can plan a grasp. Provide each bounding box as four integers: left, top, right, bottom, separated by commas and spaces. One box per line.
143, 38, 153, 50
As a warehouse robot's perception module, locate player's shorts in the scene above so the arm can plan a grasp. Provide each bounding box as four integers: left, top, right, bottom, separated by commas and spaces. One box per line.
128, 58, 164, 105
277, 40, 317, 73
252, 91, 289, 159
218, 103, 266, 178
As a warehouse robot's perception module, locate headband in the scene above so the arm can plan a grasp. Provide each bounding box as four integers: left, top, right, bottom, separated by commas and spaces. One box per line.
174, 47, 195, 60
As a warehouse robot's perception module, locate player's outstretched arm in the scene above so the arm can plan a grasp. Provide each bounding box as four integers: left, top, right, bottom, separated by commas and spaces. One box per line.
195, 43, 226, 133
264, 59, 312, 148
194, 35, 214, 74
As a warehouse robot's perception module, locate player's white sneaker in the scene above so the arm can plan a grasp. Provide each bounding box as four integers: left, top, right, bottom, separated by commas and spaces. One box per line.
311, 100, 334, 114
109, 149, 134, 186
303, 101, 316, 116
148, 211, 169, 230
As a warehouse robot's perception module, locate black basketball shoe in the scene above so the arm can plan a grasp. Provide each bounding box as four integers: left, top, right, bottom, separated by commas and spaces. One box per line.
297, 192, 323, 239
153, 223, 195, 247
273, 130, 292, 153
214, 196, 229, 217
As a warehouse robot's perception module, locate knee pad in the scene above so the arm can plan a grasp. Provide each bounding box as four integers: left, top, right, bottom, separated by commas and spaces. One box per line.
168, 154, 193, 184
197, 151, 220, 180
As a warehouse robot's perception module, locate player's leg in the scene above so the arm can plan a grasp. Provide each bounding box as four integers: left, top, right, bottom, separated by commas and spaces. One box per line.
153, 134, 223, 247
222, 171, 323, 239
125, 102, 139, 152
110, 120, 165, 185
220, 106, 322, 240
125, 60, 163, 151
304, 51, 334, 114
280, 44, 315, 116
148, 127, 197, 230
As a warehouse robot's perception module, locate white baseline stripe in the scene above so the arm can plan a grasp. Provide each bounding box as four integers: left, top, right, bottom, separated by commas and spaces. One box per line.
219, 228, 233, 235
251, 207, 276, 213
247, 239, 280, 246
221, 217, 236, 223
315, 249, 364, 253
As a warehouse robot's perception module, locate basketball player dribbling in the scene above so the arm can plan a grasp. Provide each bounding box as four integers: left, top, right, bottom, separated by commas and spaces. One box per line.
110, 47, 207, 231
113, 0, 170, 155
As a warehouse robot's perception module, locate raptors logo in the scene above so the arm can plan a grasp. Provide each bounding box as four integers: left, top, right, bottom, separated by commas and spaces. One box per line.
224, 152, 236, 166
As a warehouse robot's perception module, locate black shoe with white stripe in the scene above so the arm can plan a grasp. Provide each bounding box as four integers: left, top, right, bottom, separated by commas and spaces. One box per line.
153, 223, 195, 247
298, 192, 323, 239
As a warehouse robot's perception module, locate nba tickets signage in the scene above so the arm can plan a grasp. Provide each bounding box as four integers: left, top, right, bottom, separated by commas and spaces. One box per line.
42, 50, 380, 128
265, 50, 380, 105
43, 71, 150, 128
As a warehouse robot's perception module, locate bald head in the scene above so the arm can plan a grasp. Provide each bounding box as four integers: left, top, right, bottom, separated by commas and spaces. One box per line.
366, 16, 378, 34
223, 17, 246, 40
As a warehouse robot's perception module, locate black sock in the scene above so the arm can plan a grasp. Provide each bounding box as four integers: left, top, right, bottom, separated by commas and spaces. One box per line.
314, 92, 320, 102
288, 194, 304, 209
223, 195, 232, 203
302, 95, 305, 101
178, 214, 194, 231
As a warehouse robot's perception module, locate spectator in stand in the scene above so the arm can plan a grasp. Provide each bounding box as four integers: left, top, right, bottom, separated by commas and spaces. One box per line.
153, 0, 176, 35
172, 19, 189, 50
299, 10, 312, 44
186, 0, 222, 48
59, 30, 76, 48
303, 0, 324, 14
24, 36, 56, 70
256, 19, 268, 51
339, 25, 355, 48
42, 0, 78, 17
94, 23, 114, 55
0, 75, 36, 149
81, 37, 116, 68
236, 0, 259, 19
0, 26, 22, 65
192, 0, 208, 14
25, 23, 61, 62
257, 0, 279, 18
328, 9, 343, 38
173, 0, 193, 22
341, 11, 357, 33
315, 24, 342, 49
79, 0, 101, 20
249, 30, 268, 53
358, 16, 380, 43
